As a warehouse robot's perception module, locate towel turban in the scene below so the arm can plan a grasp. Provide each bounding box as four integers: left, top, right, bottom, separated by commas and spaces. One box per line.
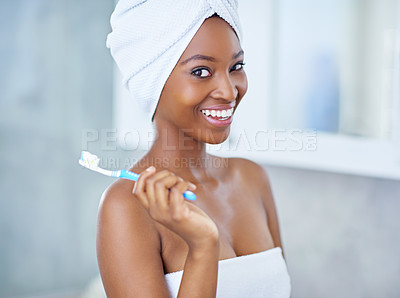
106, 0, 242, 121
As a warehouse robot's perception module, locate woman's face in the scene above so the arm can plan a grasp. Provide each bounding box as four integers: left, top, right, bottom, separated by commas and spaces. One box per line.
154, 15, 248, 144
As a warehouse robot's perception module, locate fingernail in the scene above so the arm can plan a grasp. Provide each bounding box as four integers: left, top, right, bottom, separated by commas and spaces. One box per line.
189, 182, 197, 189
146, 166, 155, 172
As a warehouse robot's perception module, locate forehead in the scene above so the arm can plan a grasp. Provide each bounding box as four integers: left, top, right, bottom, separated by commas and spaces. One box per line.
180, 16, 242, 60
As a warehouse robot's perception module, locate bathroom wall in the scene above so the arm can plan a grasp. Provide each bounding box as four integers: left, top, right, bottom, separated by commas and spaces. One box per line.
267, 165, 400, 298
0, 0, 115, 296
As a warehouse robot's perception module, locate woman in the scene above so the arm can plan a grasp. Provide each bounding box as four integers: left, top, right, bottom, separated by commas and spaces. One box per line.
98, 1, 291, 297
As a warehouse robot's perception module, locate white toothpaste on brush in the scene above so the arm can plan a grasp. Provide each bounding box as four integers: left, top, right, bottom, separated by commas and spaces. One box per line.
78, 151, 196, 201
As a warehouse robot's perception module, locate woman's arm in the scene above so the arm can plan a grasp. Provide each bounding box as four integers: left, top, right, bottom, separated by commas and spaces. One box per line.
255, 164, 284, 255
258, 169, 284, 254
97, 171, 220, 297
177, 240, 219, 298
235, 158, 284, 256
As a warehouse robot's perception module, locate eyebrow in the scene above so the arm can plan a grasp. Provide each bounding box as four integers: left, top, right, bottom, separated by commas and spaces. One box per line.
180, 49, 244, 65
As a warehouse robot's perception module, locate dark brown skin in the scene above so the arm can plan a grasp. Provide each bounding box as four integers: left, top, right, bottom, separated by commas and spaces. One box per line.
97, 16, 284, 297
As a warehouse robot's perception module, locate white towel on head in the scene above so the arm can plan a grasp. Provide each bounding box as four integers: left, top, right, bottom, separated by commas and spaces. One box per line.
106, 0, 242, 121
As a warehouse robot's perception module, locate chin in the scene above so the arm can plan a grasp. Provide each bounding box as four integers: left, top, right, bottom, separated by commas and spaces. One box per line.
202, 128, 230, 144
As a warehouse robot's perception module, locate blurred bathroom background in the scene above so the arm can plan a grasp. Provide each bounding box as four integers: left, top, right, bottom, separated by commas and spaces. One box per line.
1, 0, 399, 297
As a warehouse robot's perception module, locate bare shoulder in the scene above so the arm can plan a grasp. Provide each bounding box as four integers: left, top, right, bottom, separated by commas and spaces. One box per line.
226, 157, 283, 249
97, 179, 170, 297
99, 178, 139, 210
97, 177, 160, 246
225, 157, 272, 190
99, 178, 134, 205
98, 178, 156, 232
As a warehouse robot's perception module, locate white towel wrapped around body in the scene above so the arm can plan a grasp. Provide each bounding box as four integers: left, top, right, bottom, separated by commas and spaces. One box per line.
82, 247, 291, 297
165, 247, 291, 298
106, 0, 242, 120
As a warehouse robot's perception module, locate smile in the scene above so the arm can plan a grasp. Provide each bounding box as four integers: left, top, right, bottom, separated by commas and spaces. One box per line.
200, 107, 234, 127
200, 108, 234, 120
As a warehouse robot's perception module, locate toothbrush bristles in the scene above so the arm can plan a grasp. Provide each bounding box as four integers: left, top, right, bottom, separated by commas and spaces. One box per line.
80, 151, 101, 169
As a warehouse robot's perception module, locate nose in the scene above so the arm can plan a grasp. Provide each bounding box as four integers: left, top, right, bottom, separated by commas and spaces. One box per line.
211, 73, 238, 102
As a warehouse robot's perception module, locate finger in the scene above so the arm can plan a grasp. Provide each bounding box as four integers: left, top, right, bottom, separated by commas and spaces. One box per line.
188, 182, 197, 191
178, 178, 196, 191
169, 181, 190, 221
132, 166, 156, 195
175, 180, 193, 194
146, 170, 174, 208
132, 166, 156, 209
176, 179, 197, 191
154, 175, 181, 210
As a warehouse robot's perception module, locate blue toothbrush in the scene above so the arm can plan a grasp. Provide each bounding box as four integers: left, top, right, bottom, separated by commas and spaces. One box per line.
78, 151, 196, 201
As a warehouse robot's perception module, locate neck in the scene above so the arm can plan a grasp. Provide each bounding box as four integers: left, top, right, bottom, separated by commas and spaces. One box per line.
144, 122, 215, 182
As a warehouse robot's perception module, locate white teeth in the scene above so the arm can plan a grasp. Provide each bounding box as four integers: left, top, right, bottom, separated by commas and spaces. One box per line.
201, 108, 234, 119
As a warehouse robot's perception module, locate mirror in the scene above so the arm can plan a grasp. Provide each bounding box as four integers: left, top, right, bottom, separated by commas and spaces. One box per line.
265, 0, 399, 140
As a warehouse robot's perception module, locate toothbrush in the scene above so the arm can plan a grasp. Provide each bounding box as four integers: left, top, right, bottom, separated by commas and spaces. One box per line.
78, 151, 196, 201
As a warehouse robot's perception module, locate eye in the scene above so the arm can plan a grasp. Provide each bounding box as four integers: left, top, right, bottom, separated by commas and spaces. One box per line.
191, 68, 211, 78
231, 62, 245, 71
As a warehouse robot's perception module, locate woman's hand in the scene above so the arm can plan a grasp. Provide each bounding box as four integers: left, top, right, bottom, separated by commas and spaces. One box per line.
132, 166, 219, 250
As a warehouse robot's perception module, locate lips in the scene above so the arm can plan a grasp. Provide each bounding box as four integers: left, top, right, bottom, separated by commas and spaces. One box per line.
198, 101, 236, 127
199, 106, 235, 127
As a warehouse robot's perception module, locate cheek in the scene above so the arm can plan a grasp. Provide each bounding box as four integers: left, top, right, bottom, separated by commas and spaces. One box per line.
172, 83, 207, 107
156, 74, 206, 122
236, 73, 248, 100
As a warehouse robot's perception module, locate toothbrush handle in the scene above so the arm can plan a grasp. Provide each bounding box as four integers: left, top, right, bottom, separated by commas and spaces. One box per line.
118, 169, 140, 181
183, 190, 197, 201
115, 169, 196, 201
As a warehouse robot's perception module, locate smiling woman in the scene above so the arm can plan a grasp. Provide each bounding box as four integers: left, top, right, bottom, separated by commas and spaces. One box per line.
98, 1, 291, 297
153, 16, 247, 143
